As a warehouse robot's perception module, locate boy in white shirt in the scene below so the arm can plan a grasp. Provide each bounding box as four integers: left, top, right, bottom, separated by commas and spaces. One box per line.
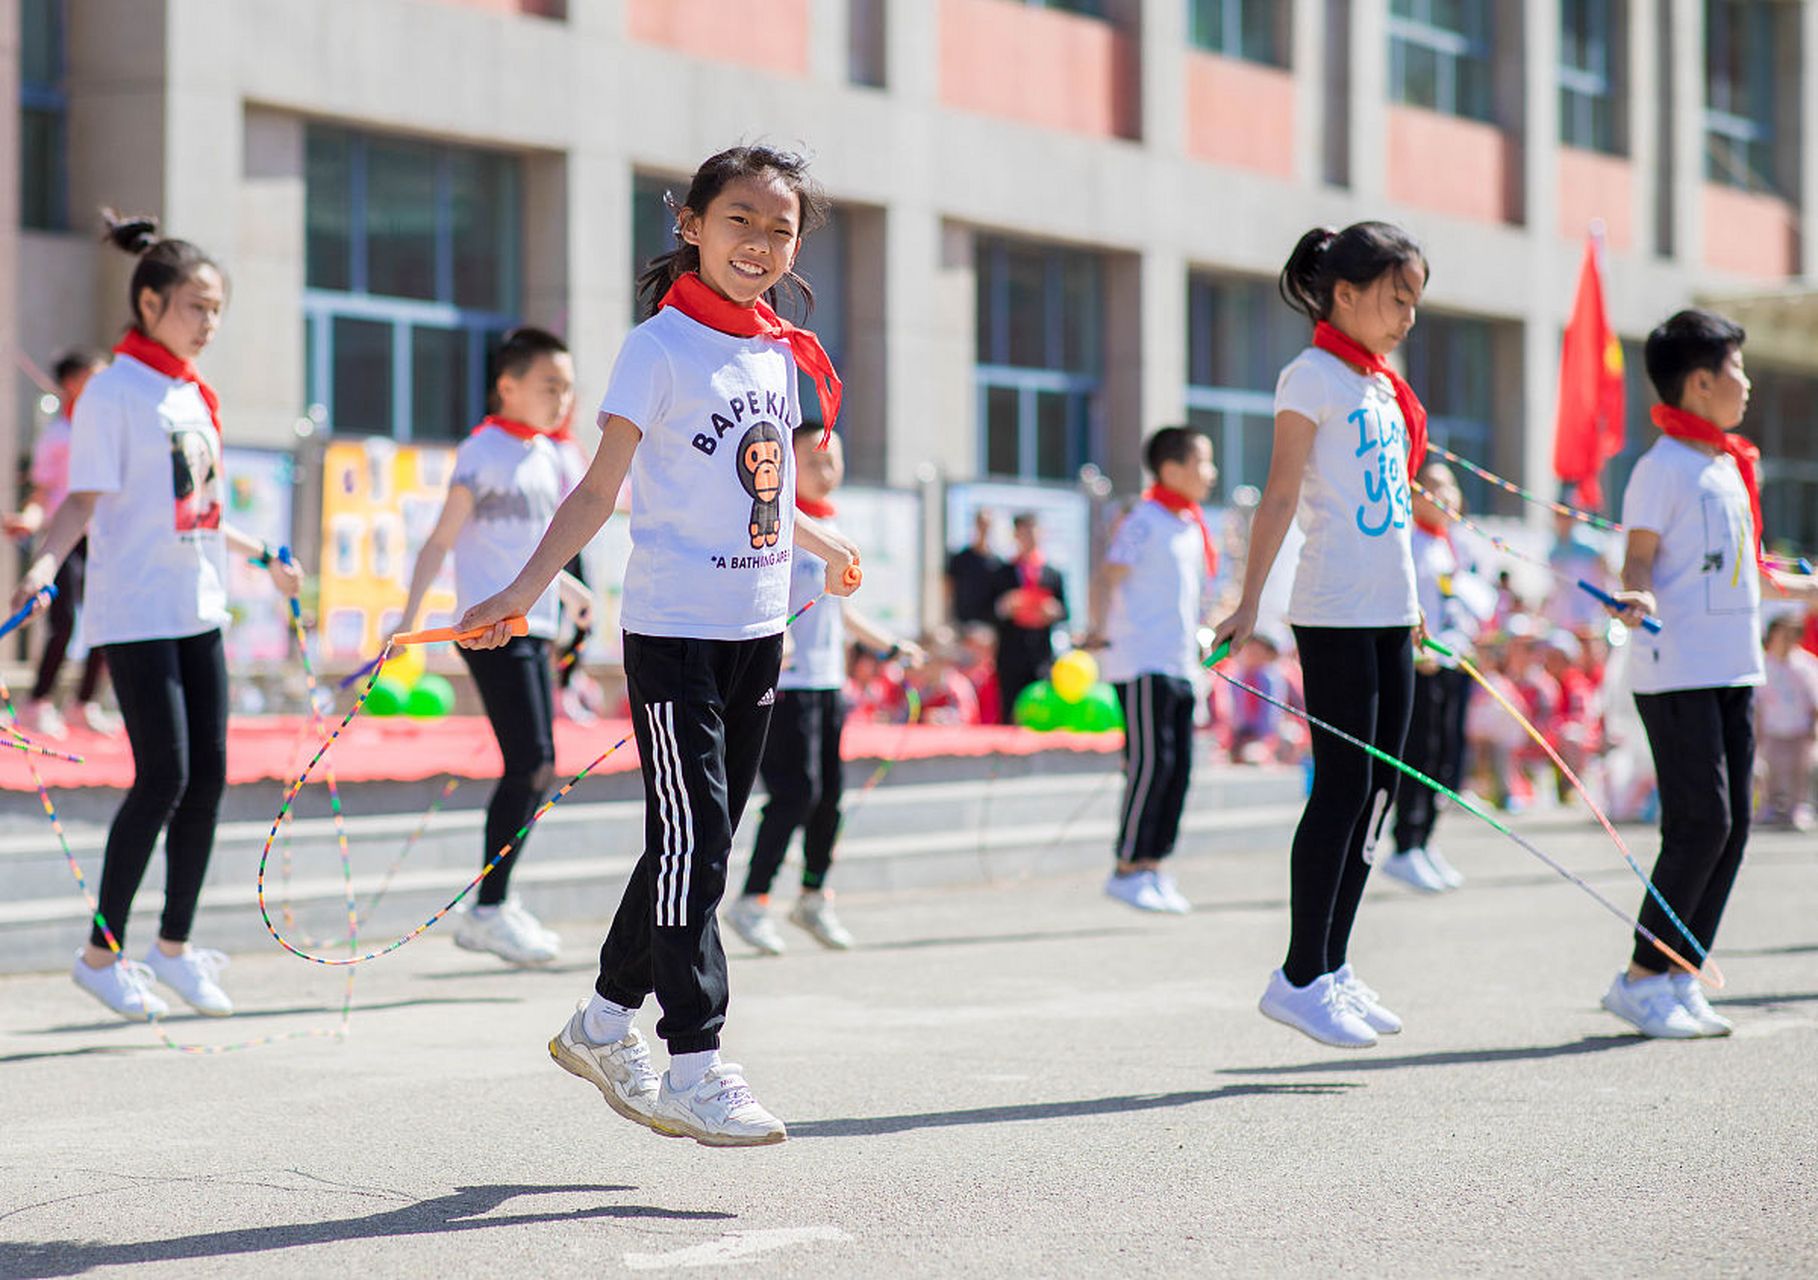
1093, 426, 1217, 914
1605, 309, 1818, 1037
1758, 615, 1818, 830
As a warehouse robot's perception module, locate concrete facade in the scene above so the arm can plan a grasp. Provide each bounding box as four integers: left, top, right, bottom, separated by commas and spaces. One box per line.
9, 0, 1818, 537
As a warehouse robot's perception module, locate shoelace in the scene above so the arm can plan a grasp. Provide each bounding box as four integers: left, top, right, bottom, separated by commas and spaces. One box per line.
185, 948, 229, 978
707, 1070, 757, 1110
117, 959, 158, 996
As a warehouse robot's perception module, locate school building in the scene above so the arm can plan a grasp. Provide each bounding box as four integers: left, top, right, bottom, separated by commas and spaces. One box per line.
7, 0, 1818, 599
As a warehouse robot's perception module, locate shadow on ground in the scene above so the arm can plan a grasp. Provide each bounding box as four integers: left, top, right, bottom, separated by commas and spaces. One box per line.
1218, 1033, 1648, 1076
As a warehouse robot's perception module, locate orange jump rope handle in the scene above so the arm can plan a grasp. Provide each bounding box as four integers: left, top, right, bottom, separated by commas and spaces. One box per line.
393, 616, 530, 646
843, 564, 863, 589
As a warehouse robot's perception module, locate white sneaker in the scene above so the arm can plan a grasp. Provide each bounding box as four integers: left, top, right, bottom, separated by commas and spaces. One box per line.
71, 952, 169, 1021
1333, 962, 1402, 1034
726, 895, 787, 956
1258, 968, 1378, 1048
1669, 973, 1734, 1037
80, 701, 123, 736
1147, 870, 1192, 914
453, 900, 560, 966
143, 945, 233, 1016
1418, 844, 1465, 889
1381, 848, 1447, 894
1601, 972, 1702, 1038
28, 699, 67, 741
654, 1062, 787, 1147
788, 891, 855, 950
1104, 870, 1169, 912
548, 1003, 670, 1131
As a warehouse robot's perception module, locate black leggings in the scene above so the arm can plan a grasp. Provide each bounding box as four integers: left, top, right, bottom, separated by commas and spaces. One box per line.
746, 687, 846, 896
92, 630, 228, 949
1393, 667, 1470, 853
1284, 625, 1415, 987
32, 539, 106, 704
460, 636, 555, 906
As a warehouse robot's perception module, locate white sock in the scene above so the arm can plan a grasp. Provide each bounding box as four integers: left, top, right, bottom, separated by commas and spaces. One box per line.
669, 1049, 720, 1091
581, 993, 635, 1044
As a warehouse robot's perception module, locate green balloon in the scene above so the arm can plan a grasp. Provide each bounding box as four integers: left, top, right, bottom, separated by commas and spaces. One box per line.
1013, 680, 1065, 731
1074, 683, 1125, 733
405, 674, 456, 718
366, 675, 408, 717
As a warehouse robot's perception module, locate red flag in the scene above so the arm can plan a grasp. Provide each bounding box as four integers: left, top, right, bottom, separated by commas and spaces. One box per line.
1552, 235, 1626, 510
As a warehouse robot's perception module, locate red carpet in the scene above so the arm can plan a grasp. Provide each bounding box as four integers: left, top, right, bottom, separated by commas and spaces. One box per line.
0, 716, 1120, 792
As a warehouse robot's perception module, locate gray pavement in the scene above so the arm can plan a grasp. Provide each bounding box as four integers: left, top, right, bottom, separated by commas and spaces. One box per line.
3, 804, 1816, 1278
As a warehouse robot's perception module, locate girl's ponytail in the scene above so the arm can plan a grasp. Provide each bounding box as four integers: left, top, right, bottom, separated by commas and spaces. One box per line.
100, 207, 162, 256
97, 206, 222, 333
1277, 221, 1427, 326
1277, 226, 1337, 323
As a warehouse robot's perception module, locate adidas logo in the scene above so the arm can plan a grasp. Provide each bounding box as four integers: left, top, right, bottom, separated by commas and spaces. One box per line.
757, 688, 775, 706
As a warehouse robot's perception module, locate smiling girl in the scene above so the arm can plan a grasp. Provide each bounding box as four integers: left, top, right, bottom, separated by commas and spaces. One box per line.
11, 211, 303, 1022
457, 147, 860, 1147
1213, 221, 1431, 1050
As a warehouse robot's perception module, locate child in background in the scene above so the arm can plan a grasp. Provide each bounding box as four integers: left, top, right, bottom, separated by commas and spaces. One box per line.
991, 513, 1068, 722
458, 146, 860, 1145
728, 427, 923, 957
1228, 634, 1288, 764
845, 644, 907, 723
1094, 426, 1217, 914
398, 327, 592, 967
1604, 309, 1818, 1037
956, 623, 1001, 725
1759, 615, 1818, 830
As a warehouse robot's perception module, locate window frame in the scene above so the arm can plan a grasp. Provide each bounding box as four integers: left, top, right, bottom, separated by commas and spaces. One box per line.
1559, 0, 1620, 153
1703, 0, 1777, 193
1387, 0, 1494, 122
1186, 0, 1287, 67
20, 0, 69, 231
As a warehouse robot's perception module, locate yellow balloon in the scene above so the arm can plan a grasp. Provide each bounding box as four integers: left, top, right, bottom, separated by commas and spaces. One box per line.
386, 641, 427, 688
1050, 649, 1098, 704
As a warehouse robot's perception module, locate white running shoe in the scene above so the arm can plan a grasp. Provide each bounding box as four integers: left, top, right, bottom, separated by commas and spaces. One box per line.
1104, 870, 1169, 913
143, 945, 233, 1016
71, 953, 169, 1021
1258, 968, 1378, 1048
1333, 962, 1402, 1034
1600, 972, 1701, 1038
548, 1003, 670, 1131
1147, 870, 1192, 914
726, 895, 787, 956
79, 701, 123, 737
1380, 848, 1448, 894
1418, 844, 1465, 889
28, 699, 67, 741
788, 891, 855, 950
453, 900, 560, 966
1669, 973, 1734, 1037
653, 1062, 788, 1147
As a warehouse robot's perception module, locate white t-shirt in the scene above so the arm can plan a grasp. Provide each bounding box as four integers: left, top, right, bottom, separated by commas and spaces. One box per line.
599, 307, 801, 641
1100, 498, 1207, 682
449, 425, 564, 641
779, 515, 844, 691
30, 415, 72, 517
1273, 348, 1419, 628
67, 354, 230, 646
1621, 435, 1763, 694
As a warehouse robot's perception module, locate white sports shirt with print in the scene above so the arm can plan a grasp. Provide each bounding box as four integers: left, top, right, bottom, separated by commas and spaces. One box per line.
449, 425, 565, 641
599, 307, 801, 641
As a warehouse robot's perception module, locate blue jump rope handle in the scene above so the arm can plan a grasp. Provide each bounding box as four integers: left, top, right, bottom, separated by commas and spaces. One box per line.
1800, 558, 1814, 576
277, 546, 301, 621
1578, 579, 1663, 634
0, 585, 56, 642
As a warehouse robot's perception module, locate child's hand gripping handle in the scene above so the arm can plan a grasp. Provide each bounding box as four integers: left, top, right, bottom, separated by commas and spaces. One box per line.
394, 617, 530, 646
1577, 580, 1663, 634
843, 564, 862, 589
277, 546, 302, 621
0, 585, 56, 642
1201, 637, 1232, 669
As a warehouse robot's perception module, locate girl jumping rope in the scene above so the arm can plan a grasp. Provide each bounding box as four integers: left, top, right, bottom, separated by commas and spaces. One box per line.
457, 147, 860, 1146
10, 212, 303, 1021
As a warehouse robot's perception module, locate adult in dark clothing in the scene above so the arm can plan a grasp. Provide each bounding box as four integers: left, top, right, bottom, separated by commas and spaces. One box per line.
946, 508, 1003, 626
991, 512, 1068, 724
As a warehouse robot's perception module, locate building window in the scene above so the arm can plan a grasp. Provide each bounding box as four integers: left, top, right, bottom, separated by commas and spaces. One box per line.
1398, 314, 1497, 513
1560, 0, 1619, 153
1185, 274, 1306, 503
629, 174, 849, 424
20, 0, 68, 230
849, 0, 887, 87
1754, 369, 1818, 556
1187, 0, 1286, 66
1020, 0, 1104, 16
1389, 0, 1494, 122
1704, 0, 1776, 192
976, 238, 1101, 482
303, 126, 521, 441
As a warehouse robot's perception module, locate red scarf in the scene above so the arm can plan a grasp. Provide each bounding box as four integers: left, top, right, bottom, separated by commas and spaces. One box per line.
1144, 484, 1218, 577
1652, 404, 1763, 569
114, 329, 221, 437
1313, 321, 1427, 473
795, 496, 836, 519
475, 415, 547, 442
1413, 512, 1450, 539
659, 272, 842, 447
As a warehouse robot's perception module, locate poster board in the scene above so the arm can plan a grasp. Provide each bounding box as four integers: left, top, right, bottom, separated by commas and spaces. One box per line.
831, 484, 922, 639
221, 447, 296, 667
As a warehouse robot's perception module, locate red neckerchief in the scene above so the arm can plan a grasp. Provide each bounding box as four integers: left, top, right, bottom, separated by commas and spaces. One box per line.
1313, 320, 1427, 473
659, 271, 842, 447
1144, 485, 1218, 577
474, 415, 547, 442
113, 329, 221, 437
1652, 404, 1763, 569
1413, 512, 1450, 539
795, 496, 836, 519
1015, 550, 1046, 592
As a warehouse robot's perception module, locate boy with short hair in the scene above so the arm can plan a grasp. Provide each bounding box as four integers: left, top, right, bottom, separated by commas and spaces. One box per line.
1092, 426, 1217, 914
1605, 309, 1818, 1037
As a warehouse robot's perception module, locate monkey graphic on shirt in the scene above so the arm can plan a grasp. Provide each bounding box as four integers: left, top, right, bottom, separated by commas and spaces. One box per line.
737, 422, 785, 549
